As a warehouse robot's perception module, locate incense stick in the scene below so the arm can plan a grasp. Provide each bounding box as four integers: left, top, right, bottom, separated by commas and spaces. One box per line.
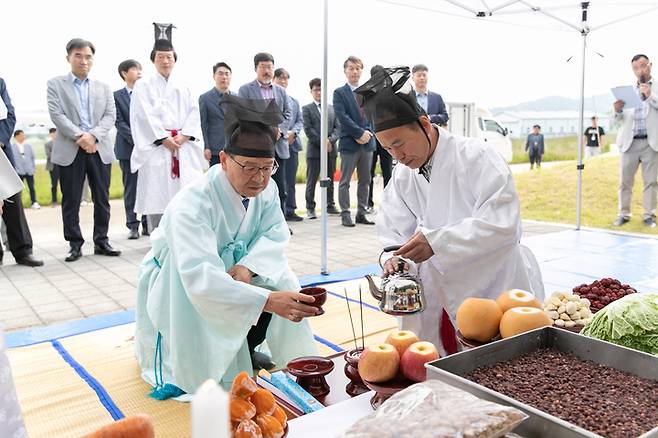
358, 285, 365, 351
344, 288, 358, 351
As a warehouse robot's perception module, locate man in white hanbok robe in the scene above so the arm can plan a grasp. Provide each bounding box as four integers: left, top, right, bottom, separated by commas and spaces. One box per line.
130, 39, 206, 232
135, 96, 318, 398
356, 67, 544, 356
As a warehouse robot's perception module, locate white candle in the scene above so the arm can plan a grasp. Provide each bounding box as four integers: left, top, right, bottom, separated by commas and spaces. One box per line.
192, 379, 230, 438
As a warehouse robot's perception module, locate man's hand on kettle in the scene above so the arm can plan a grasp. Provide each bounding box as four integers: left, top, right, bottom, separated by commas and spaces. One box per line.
394, 232, 434, 264
383, 256, 410, 278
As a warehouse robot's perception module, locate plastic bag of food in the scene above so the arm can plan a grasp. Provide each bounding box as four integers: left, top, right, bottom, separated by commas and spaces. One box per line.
340, 380, 527, 438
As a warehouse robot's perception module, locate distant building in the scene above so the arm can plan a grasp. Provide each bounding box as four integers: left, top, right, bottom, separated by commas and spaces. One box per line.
494, 111, 611, 139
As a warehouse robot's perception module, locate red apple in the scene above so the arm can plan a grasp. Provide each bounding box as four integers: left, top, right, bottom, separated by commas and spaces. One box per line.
400, 341, 440, 382
385, 330, 420, 358
358, 343, 400, 383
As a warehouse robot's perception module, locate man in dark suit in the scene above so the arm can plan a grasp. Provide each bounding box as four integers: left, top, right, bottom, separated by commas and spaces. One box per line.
238, 53, 292, 215
333, 55, 376, 227
114, 59, 146, 240
274, 68, 304, 222
199, 62, 233, 167
303, 78, 340, 219
411, 64, 449, 127
46, 38, 119, 262
0, 77, 43, 266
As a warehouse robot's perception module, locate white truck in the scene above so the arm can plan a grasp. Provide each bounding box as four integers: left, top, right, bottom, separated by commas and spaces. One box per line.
446, 102, 513, 163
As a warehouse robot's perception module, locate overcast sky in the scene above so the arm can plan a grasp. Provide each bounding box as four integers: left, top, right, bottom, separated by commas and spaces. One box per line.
3, 0, 658, 122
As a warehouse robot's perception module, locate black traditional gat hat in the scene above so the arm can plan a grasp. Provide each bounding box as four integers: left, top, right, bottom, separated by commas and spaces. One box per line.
354, 66, 424, 133
221, 95, 284, 158
152, 22, 176, 52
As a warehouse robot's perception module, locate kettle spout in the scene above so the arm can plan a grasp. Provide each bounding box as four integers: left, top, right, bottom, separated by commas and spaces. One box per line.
365, 275, 383, 301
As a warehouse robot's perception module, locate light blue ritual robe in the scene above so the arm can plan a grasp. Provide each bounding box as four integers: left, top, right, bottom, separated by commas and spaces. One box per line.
135, 165, 317, 396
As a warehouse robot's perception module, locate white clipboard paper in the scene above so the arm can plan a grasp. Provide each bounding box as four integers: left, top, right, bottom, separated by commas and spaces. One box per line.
0, 150, 23, 199
611, 85, 644, 109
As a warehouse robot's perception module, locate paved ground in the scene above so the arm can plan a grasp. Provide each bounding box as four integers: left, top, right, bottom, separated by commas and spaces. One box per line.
0, 177, 569, 333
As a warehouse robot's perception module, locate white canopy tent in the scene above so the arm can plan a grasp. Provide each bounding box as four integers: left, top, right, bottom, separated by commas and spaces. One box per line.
316, 0, 658, 274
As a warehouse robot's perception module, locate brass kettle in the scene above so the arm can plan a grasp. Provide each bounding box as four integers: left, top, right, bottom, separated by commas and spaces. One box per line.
365, 245, 425, 316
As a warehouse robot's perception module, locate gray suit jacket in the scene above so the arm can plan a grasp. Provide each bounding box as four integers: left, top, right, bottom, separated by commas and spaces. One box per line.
614, 81, 658, 152
44, 140, 55, 171
237, 80, 292, 159
284, 96, 303, 153
46, 74, 116, 166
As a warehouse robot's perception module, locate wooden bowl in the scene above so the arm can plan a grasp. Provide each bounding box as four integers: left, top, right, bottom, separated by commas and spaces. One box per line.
300, 287, 327, 316
286, 356, 334, 398
362, 374, 415, 409
456, 330, 500, 349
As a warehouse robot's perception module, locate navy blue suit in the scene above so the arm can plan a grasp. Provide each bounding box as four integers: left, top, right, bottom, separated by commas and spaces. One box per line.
332, 84, 375, 153
113, 87, 144, 232
199, 88, 232, 166
0, 78, 16, 166
426, 91, 449, 126
0, 77, 34, 261
333, 83, 375, 217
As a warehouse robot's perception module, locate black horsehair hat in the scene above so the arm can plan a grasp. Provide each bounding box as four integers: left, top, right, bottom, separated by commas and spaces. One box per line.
354, 66, 425, 133
220, 95, 284, 159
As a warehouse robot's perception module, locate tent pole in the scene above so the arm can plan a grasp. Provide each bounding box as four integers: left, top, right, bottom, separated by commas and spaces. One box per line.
320, 0, 329, 274
576, 2, 589, 230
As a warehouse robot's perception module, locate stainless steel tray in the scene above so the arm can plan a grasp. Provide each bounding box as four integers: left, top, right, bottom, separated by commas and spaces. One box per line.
426, 326, 658, 438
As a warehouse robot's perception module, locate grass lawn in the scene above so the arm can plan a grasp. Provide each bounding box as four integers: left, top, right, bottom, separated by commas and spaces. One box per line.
510, 135, 611, 164
514, 154, 658, 235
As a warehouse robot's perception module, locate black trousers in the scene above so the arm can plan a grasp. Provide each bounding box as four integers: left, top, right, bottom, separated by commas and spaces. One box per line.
0, 192, 33, 260
271, 153, 287, 213
529, 149, 542, 166
368, 142, 393, 208
59, 149, 111, 249
119, 159, 145, 231
284, 151, 299, 215
305, 154, 337, 211
247, 312, 273, 353
49, 166, 60, 204
19, 174, 37, 204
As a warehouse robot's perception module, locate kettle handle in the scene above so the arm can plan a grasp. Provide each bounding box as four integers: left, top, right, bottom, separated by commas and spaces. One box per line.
378, 245, 410, 272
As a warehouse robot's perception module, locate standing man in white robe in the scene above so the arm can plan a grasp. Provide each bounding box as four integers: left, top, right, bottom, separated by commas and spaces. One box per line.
135, 96, 318, 398
355, 67, 544, 356
130, 24, 206, 233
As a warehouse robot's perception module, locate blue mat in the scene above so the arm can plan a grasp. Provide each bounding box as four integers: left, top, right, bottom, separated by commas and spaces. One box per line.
524, 229, 658, 293
7, 229, 658, 349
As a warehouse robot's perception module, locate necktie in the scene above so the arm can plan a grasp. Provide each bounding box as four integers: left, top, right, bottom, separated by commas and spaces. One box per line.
242, 197, 250, 211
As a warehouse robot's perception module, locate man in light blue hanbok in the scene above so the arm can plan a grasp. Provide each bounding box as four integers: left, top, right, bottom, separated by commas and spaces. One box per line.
135, 95, 319, 399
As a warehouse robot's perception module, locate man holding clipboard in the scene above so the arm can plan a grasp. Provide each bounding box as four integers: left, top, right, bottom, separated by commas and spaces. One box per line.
612, 54, 658, 228
0, 77, 43, 267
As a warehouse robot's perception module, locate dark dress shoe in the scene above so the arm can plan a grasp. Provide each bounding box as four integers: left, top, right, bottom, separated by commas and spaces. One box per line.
307, 210, 317, 219
341, 215, 355, 227
326, 205, 340, 215
128, 229, 140, 240
355, 214, 375, 225
65, 248, 82, 262
285, 212, 304, 222
16, 254, 44, 267
644, 217, 657, 228
94, 242, 122, 256
250, 351, 276, 370
142, 228, 150, 236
